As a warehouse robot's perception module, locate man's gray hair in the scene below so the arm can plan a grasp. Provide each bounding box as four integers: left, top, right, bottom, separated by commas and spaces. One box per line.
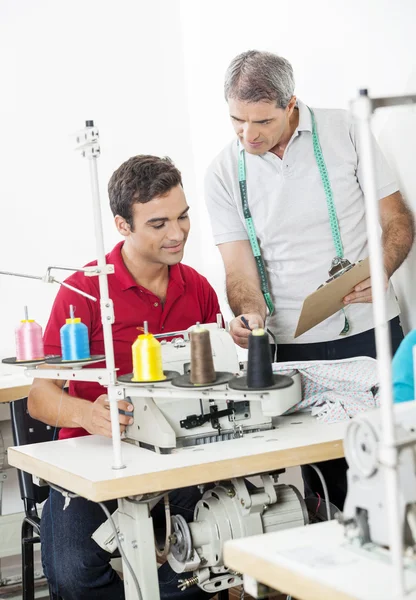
224, 50, 295, 109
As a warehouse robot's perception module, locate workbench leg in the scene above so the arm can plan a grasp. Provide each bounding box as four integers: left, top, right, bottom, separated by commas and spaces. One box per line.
118, 498, 160, 600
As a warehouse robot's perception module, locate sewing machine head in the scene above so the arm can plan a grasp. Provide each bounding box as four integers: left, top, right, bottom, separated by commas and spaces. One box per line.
341, 401, 416, 551
123, 322, 301, 452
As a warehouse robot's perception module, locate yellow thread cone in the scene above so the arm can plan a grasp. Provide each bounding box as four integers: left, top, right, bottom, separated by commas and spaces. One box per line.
132, 332, 166, 382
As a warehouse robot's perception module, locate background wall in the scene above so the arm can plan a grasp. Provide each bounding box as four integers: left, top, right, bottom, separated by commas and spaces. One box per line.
0, 0, 200, 357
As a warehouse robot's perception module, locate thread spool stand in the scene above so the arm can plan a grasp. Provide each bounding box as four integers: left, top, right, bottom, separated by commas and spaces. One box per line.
44, 355, 106, 367
2, 357, 46, 367
117, 372, 179, 385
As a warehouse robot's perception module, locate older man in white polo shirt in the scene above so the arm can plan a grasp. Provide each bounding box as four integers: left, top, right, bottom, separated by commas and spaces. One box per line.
205, 50, 414, 510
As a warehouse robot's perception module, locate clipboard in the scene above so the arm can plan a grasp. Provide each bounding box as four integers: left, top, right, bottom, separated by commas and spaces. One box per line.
294, 258, 370, 338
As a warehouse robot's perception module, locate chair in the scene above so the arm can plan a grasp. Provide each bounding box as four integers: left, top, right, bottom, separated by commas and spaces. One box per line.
10, 397, 61, 600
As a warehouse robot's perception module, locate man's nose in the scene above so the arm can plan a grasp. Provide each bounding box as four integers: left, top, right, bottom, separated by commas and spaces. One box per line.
166, 221, 185, 240
243, 123, 260, 143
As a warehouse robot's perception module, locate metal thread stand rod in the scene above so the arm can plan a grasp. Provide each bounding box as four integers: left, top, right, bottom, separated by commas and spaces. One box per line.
85, 123, 124, 469
352, 90, 410, 595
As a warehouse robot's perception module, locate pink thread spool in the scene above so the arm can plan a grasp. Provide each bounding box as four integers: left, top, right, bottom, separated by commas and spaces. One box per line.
15, 306, 45, 361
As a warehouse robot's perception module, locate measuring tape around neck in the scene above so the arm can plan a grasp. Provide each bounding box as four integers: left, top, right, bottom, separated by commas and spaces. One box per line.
238, 150, 275, 315
238, 106, 350, 335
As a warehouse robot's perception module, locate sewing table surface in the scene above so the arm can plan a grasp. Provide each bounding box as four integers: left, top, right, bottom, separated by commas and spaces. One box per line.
8, 412, 347, 502
0, 364, 32, 403
224, 520, 416, 600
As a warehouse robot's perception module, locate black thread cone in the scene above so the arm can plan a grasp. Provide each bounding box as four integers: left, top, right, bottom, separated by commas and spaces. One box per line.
246, 330, 274, 388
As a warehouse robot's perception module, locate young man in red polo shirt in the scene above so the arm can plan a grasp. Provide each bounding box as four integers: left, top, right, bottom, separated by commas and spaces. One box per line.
28, 155, 220, 600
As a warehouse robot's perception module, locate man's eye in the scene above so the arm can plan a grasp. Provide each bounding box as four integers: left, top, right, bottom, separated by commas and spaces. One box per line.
152, 223, 165, 230
179, 215, 189, 221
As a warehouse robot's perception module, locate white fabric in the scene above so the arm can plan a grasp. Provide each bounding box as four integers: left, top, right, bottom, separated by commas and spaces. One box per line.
205, 100, 400, 344
273, 357, 379, 423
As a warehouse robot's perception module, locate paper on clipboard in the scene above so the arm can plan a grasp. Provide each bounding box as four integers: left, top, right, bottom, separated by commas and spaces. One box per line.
294, 258, 370, 338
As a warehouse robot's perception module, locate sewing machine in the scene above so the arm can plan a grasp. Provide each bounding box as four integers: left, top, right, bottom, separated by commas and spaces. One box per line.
123, 322, 302, 450
93, 323, 306, 594
341, 401, 416, 551
222, 400, 416, 600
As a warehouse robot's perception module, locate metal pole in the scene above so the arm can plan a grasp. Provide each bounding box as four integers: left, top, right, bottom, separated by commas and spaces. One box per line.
86, 123, 124, 469
351, 90, 404, 594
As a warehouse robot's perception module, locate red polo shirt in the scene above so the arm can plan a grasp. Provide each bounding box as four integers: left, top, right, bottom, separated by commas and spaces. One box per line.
43, 241, 221, 440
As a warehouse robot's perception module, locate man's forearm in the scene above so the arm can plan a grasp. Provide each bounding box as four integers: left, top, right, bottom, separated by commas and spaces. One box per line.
383, 203, 415, 278
28, 380, 91, 429
226, 274, 267, 320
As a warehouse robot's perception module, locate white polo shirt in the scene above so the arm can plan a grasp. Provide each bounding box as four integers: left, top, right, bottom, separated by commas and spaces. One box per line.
205, 100, 400, 344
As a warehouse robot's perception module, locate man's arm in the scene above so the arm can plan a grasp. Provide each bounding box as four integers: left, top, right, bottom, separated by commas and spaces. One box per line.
344, 191, 414, 304
28, 373, 134, 438
219, 240, 267, 348
381, 191, 415, 278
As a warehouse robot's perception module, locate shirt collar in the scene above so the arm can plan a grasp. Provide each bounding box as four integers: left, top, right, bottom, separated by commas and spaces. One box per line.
109, 241, 185, 292
296, 99, 312, 133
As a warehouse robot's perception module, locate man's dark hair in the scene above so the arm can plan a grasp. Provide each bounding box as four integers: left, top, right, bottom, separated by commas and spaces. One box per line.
108, 155, 183, 229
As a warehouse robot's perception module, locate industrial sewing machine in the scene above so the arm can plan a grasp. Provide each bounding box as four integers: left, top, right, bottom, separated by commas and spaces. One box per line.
93, 323, 308, 595
341, 401, 416, 553
123, 321, 302, 450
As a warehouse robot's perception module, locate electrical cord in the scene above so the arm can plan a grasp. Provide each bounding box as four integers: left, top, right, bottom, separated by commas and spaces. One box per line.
309, 463, 332, 522
47, 482, 143, 600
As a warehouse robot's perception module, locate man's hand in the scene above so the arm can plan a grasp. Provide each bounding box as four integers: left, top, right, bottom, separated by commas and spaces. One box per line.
82, 394, 134, 438
229, 313, 264, 348
343, 273, 389, 305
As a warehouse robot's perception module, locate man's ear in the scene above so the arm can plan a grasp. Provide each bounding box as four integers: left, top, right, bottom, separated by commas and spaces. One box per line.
287, 95, 297, 115
115, 215, 131, 237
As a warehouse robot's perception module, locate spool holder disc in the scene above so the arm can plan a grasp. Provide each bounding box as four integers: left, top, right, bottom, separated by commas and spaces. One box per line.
227, 373, 294, 391
2, 357, 48, 367
117, 370, 179, 385
45, 355, 106, 367
171, 371, 233, 389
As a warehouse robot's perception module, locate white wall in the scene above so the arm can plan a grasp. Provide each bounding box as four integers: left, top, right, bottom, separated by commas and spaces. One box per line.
0, 0, 200, 357
179, 0, 416, 330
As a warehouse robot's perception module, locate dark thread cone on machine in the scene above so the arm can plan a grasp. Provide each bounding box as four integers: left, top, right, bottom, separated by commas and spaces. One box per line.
246, 328, 274, 388
190, 324, 216, 384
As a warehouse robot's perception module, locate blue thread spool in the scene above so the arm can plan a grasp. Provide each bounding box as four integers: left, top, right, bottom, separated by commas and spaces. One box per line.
60, 305, 90, 361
